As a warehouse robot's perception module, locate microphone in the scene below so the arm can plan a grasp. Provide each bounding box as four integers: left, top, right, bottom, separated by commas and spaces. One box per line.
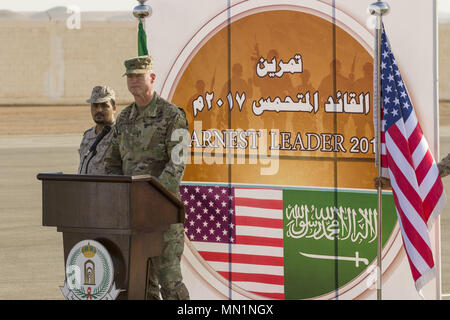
79, 125, 112, 174
89, 125, 112, 154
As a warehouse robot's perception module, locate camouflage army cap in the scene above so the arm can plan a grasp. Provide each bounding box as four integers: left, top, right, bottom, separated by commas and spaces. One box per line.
123, 55, 153, 76
86, 85, 116, 104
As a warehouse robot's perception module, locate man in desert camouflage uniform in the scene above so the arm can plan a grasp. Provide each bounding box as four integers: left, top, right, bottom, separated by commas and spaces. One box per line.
78, 85, 117, 174
104, 56, 189, 300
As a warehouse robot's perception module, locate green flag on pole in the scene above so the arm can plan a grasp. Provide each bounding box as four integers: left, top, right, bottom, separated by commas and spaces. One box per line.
138, 21, 148, 56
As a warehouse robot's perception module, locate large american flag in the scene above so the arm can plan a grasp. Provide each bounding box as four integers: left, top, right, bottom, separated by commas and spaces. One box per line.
181, 184, 284, 299
378, 25, 446, 291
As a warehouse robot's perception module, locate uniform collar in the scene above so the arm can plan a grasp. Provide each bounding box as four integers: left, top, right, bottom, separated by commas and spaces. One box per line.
129, 92, 158, 120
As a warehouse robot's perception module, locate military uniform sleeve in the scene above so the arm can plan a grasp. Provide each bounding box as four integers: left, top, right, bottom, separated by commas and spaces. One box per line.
77, 130, 90, 174
104, 125, 123, 175
157, 109, 189, 198
437, 153, 450, 178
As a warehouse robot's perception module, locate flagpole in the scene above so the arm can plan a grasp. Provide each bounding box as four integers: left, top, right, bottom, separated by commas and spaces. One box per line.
369, 0, 389, 301
134, 0, 152, 56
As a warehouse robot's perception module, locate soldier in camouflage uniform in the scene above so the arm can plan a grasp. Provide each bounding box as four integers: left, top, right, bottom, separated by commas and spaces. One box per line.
104, 56, 190, 300
78, 86, 117, 174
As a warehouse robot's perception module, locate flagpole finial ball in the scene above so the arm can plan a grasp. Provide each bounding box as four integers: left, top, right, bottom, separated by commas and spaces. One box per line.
133, 3, 152, 20
368, 2, 390, 16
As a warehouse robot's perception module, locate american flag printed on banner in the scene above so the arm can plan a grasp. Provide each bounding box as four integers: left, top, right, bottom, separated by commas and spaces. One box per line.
181, 185, 284, 299
378, 25, 446, 291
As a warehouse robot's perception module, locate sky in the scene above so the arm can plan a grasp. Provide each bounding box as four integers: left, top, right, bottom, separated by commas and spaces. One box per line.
438, 0, 450, 15
0, 0, 449, 13
0, 0, 136, 12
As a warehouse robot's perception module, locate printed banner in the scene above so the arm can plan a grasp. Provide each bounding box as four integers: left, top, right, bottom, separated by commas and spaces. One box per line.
180, 184, 396, 299
156, 0, 435, 299
172, 8, 376, 190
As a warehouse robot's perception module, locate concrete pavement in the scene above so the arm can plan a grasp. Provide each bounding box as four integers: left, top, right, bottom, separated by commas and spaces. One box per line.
0, 130, 450, 299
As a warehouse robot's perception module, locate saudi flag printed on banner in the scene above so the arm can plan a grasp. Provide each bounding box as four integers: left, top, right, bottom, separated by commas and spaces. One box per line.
181, 184, 397, 299
138, 21, 148, 56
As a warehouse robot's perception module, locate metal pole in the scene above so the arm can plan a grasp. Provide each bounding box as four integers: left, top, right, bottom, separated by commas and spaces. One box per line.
133, 0, 152, 20
134, 0, 152, 53
368, 0, 389, 301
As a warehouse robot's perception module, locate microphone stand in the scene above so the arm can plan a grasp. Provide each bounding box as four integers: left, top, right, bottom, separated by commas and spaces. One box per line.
78, 125, 111, 175
78, 152, 90, 174
84, 149, 98, 174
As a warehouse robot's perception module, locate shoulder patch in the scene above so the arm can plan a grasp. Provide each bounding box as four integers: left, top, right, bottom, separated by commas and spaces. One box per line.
175, 105, 186, 117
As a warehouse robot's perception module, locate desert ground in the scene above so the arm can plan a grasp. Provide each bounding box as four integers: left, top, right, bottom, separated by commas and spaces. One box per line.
0, 103, 449, 299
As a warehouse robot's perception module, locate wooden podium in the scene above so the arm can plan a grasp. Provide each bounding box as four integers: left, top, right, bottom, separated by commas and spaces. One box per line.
37, 173, 185, 300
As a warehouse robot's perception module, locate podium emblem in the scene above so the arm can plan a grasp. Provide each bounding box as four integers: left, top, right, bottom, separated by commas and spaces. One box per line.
60, 240, 122, 300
